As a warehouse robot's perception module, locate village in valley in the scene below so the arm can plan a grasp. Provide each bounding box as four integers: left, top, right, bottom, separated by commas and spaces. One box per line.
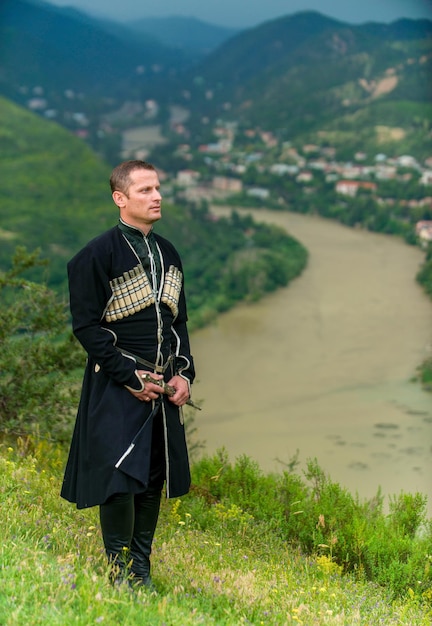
155, 118, 432, 246
25, 90, 432, 247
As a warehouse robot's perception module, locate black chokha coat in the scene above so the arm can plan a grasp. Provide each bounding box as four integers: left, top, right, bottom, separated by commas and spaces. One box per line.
61, 224, 196, 509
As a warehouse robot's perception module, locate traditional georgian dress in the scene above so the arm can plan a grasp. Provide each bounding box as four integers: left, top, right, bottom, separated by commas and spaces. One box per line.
61, 220, 195, 509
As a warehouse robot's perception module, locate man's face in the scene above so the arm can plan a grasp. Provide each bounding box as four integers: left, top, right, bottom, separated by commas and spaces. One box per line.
113, 168, 162, 233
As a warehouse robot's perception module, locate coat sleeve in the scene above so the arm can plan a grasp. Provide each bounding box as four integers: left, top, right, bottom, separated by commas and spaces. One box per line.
171, 259, 196, 385
67, 243, 141, 390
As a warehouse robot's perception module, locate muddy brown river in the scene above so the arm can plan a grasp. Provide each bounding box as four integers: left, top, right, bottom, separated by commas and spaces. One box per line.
190, 208, 432, 513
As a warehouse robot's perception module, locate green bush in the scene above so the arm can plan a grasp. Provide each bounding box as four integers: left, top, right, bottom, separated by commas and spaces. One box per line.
0, 247, 83, 441
189, 451, 432, 603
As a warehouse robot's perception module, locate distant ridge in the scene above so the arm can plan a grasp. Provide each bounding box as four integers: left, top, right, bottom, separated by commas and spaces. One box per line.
0, 0, 191, 98
126, 15, 240, 54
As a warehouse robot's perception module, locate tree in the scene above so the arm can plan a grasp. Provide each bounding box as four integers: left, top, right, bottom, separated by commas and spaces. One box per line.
0, 248, 84, 442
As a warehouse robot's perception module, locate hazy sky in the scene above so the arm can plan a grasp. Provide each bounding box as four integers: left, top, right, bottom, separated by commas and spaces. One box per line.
48, 0, 432, 28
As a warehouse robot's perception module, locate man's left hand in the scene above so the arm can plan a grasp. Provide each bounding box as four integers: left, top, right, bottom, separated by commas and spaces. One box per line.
166, 375, 190, 407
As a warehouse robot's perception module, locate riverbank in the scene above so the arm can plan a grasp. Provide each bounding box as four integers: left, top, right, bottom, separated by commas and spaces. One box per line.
191, 207, 432, 514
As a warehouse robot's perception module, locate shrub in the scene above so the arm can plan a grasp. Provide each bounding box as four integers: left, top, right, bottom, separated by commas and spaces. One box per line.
0, 247, 83, 441
190, 451, 432, 602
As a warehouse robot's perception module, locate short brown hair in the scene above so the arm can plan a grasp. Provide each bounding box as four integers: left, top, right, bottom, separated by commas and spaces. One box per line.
110, 160, 156, 195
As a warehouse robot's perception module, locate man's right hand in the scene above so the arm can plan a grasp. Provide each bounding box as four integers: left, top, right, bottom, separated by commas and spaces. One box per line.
128, 370, 165, 403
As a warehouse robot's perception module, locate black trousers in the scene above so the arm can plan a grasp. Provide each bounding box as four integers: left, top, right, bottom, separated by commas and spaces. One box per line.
99, 409, 165, 583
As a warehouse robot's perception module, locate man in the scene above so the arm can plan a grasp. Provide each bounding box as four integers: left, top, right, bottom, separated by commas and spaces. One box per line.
61, 160, 196, 590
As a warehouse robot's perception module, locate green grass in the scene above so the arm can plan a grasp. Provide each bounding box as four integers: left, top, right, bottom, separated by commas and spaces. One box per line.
1, 441, 431, 625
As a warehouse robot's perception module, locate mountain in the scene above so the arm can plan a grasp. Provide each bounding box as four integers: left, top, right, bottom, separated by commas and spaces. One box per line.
1, 3, 431, 163
177, 11, 432, 152
0, 0, 194, 101
126, 16, 240, 55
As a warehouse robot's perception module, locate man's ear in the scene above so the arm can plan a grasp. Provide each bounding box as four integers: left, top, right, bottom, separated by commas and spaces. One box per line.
112, 190, 125, 208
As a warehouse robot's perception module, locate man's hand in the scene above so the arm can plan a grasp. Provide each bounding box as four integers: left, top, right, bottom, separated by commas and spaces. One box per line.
128, 370, 164, 403
128, 371, 196, 408
166, 375, 190, 407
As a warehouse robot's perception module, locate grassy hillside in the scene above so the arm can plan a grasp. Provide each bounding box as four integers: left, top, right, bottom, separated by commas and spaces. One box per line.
1, 441, 431, 625
0, 96, 113, 289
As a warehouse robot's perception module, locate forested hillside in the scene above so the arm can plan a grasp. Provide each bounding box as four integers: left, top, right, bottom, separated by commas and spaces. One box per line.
0, 97, 307, 326
179, 12, 432, 158
0, 0, 188, 99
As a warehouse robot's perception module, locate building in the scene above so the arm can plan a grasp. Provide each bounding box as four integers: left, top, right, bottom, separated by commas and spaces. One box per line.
416, 221, 432, 246
247, 187, 270, 199
176, 170, 200, 187
420, 171, 432, 186
335, 180, 377, 197
212, 176, 243, 192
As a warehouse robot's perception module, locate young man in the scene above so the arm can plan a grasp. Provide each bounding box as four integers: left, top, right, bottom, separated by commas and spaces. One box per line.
61, 160, 196, 589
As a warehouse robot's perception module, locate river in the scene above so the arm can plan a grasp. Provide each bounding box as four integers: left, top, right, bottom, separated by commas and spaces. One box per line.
190, 208, 432, 513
